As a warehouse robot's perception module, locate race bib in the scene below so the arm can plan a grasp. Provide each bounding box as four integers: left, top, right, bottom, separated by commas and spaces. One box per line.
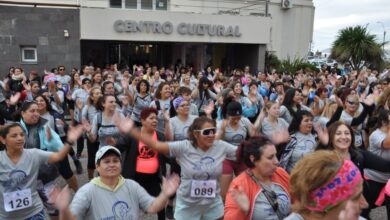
3, 189, 32, 212
190, 180, 216, 198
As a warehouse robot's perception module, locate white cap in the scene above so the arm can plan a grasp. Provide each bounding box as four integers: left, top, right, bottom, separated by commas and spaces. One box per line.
95, 146, 121, 164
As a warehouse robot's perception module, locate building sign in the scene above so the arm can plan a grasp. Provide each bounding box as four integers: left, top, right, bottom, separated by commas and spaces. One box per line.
114, 20, 241, 37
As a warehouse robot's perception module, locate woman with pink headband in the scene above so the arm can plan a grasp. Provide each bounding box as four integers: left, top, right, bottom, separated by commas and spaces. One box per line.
285, 150, 368, 220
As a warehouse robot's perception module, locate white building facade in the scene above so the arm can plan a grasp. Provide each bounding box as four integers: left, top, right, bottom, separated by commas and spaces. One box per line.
0, 0, 314, 73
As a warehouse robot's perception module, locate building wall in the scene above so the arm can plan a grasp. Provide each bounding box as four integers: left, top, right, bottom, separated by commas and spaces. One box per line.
0, 5, 80, 76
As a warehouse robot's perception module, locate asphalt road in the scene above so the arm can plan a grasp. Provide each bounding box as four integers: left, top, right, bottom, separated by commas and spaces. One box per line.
58, 147, 385, 220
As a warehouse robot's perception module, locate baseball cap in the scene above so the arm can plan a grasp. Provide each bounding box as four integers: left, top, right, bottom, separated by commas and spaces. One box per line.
95, 146, 121, 164
226, 101, 242, 116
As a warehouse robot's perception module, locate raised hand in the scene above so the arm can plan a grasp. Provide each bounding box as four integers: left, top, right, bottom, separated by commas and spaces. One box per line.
161, 173, 180, 198
115, 116, 134, 134
203, 101, 215, 116
67, 125, 85, 143
50, 185, 71, 211
121, 78, 129, 90
46, 126, 52, 141
9, 92, 21, 105
271, 128, 290, 145
364, 94, 375, 106
230, 186, 250, 214
314, 122, 329, 145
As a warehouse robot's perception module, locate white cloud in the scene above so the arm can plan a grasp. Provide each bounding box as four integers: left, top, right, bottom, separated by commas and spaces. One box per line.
313, 0, 390, 51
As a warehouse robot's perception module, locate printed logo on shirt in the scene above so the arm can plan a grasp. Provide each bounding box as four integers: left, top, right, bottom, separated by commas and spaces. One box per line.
0, 170, 28, 191
138, 146, 156, 159
192, 156, 216, 180
101, 201, 132, 220
231, 134, 245, 143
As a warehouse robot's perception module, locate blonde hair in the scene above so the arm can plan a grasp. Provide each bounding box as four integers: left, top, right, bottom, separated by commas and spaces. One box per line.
289, 150, 342, 214
321, 102, 338, 119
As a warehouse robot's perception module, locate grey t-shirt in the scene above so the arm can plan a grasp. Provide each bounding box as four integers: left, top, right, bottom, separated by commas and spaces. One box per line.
169, 115, 197, 141
284, 213, 305, 220
150, 99, 171, 134
131, 93, 152, 123
280, 105, 311, 124
70, 179, 154, 220
252, 183, 291, 220
82, 105, 99, 124
261, 117, 289, 141
168, 140, 236, 205
365, 129, 390, 183
217, 117, 252, 146
0, 149, 51, 220
285, 132, 316, 173
91, 111, 124, 147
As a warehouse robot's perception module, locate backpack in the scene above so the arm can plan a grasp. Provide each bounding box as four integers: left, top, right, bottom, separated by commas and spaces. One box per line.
155, 100, 176, 118
95, 112, 116, 139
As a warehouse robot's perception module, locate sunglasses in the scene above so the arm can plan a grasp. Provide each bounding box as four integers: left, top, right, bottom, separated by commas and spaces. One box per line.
195, 127, 216, 136
59, 69, 65, 71
83, 81, 91, 84
346, 100, 359, 105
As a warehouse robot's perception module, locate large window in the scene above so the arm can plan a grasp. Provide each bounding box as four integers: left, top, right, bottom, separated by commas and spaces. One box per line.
110, 0, 122, 8
110, 0, 166, 10
21, 46, 37, 63
125, 0, 137, 9
141, 0, 152, 10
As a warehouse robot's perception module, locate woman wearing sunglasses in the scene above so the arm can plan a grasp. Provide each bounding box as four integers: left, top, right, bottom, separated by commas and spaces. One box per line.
224, 136, 291, 220
116, 116, 237, 220
285, 150, 368, 220
327, 93, 375, 150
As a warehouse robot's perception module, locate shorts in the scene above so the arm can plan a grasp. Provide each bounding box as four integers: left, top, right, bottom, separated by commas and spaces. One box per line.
222, 159, 247, 175
37, 180, 58, 216
174, 196, 224, 220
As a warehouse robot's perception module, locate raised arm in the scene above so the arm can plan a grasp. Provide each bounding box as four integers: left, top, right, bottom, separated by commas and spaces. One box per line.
116, 116, 170, 155
48, 125, 85, 164
147, 174, 180, 213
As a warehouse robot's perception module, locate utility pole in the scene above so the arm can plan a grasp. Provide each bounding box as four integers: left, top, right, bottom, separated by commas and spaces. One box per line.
377, 21, 386, 51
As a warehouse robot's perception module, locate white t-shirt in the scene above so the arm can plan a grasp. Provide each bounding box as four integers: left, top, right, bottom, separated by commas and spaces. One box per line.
365, 129, 390, 183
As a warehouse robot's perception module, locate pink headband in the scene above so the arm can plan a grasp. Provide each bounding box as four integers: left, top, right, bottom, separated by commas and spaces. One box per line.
306, 160, 362, 213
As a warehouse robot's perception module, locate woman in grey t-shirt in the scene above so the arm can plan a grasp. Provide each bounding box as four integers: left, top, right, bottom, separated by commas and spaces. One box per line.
118, 116, 237, 220
0, 122, 84, 220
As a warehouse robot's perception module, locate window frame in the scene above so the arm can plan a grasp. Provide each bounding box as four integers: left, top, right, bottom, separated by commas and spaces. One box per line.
110, 0, 167, 11
21, 46, 38, 63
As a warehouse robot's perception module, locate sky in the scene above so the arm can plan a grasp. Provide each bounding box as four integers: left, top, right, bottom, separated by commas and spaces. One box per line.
313, 0, 390, 52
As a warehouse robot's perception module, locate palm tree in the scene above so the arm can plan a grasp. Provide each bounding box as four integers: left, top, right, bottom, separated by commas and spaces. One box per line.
331, 25, 384, 71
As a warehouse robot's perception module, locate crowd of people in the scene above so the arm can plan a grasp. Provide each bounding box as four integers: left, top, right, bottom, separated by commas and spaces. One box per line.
1, 63, 390, 220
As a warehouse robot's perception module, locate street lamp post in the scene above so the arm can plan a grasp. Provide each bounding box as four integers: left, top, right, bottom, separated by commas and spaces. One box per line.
377, 21, 386, 50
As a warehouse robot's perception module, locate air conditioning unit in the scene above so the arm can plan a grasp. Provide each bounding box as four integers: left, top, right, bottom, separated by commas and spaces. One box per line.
281, 0, 293, 9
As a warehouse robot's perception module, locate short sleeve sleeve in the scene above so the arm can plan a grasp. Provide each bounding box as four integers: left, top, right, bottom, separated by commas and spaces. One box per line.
218, 140, 237, 161
70, 185, 92, 219
168, 140, 190, 158
370, 132, 386, 150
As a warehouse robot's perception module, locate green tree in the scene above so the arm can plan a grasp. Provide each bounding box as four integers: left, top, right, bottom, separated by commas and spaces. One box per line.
278, 57, 318, 74
331, 25, 384, 70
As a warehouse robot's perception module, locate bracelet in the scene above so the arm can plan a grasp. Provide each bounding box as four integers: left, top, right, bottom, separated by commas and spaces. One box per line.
65, 140, 75, 146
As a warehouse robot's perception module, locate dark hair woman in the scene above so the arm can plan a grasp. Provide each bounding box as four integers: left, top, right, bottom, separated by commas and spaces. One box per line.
130, 79, 152, 127
115, 107, 170, 220
18, 101, 85, 217
224, 136, 291, 220
192, 77, 217, 116
280, 88, 311, 124
116, 116, 239, 220
0, 123, 84, 220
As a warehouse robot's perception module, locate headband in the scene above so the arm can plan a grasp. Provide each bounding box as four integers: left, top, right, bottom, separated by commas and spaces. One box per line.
173, 96, 185, 110
306, 159, 362, 213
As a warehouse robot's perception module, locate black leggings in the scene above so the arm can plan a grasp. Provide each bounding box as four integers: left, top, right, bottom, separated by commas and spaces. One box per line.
87, 139, 99, 170
362, 179, 390, 220
76, 135, 84, 156
57, 156, 74, 180
135, 172, 165, 220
